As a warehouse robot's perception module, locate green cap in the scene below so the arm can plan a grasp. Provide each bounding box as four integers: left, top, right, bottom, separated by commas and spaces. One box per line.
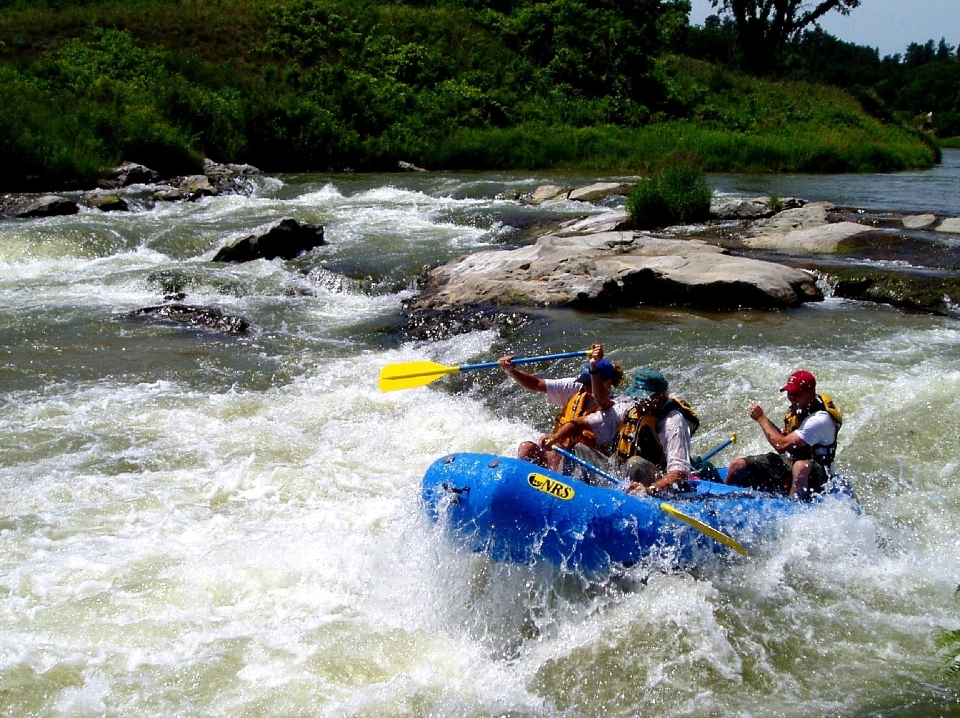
624, 369, 668, 398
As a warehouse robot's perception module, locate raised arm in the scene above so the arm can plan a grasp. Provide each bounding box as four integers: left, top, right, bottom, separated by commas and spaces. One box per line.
586, 343, 613, 410
749, 403, 808, 454
499, 355, 547, 393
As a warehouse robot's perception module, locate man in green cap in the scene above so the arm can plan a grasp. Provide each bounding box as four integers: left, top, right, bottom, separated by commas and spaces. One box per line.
613, 369, 701, 495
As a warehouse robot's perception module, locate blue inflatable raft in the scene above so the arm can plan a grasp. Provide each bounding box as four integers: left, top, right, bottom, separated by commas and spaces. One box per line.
422, 452, 857, 573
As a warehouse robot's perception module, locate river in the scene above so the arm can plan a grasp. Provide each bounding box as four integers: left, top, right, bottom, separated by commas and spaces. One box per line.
2, 152, 959, 717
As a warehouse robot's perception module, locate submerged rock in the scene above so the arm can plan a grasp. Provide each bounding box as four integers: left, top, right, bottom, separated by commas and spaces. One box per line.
125, 304, 251, 335
831, 270, 960, 316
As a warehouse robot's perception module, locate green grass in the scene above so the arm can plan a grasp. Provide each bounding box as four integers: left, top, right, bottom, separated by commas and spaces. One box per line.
422, 119, 934, 173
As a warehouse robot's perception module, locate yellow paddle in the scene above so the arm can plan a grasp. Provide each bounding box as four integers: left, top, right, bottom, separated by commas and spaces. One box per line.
378, 350, 589, 392
660, 502, 748, 555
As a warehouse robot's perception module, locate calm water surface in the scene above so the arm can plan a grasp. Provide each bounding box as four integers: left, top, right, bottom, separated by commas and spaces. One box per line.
1, 155, 959, 716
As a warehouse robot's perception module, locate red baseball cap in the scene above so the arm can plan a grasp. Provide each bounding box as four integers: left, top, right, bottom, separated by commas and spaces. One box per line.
780, 370, 816, 393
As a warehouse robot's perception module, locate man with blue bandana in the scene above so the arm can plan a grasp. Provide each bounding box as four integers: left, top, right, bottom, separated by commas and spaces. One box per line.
499, 343, 624, 476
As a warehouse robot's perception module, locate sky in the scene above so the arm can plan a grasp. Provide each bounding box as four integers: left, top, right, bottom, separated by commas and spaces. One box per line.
687, 0, 960, 58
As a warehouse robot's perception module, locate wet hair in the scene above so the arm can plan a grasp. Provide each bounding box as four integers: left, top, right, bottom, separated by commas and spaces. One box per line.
611, 362, 625, 387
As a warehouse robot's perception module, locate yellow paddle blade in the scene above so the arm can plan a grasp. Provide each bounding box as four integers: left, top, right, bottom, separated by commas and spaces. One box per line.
378, 360, 460, 392
660, 502, 748, 556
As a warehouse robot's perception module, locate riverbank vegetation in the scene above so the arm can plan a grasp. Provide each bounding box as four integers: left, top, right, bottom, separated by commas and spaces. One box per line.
0, 0, 946, 190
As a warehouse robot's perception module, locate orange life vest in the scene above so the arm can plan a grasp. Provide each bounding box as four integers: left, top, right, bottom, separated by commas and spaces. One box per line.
552, 389, 599, 449
615, 397, 700, 469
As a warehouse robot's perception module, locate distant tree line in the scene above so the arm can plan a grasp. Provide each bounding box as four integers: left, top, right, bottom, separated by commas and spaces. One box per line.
678, 14, 960, 138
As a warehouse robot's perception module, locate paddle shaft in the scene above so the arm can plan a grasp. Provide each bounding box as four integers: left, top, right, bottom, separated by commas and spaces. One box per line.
462, 350, 588, 373
551, 446, 625, 487
701, 433, 737, 462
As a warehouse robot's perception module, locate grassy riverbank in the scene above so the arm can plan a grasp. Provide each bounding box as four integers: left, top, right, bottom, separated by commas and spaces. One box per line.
423, 118, 934, 173
0, 0, 938, 190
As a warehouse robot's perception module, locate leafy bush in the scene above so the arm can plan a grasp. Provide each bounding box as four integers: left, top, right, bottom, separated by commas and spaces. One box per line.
625, 154, 712, 229
936, 588, 960, 677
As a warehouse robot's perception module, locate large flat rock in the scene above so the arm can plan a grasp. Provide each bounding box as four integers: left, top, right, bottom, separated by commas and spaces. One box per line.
744, 220, 873, 253
743, 201, 872, 253
411, 231, 822, 313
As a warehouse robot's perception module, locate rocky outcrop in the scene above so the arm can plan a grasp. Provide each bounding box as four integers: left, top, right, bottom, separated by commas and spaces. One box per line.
554, 210, 630, 236
212, 218, 326, 263
710, 196, 805, 220
2, 159, 263, 220
99, 162, 159, 188
409, 231, 822, 314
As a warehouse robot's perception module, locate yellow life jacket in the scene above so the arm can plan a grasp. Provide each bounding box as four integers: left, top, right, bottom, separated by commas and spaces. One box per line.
552, 389, 599, 449
784, 392, 842, 466
615, 397, 700, 469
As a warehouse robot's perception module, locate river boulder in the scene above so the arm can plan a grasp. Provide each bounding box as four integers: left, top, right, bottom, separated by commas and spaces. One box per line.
568, 182, 633, 203
87, 193, 129, 212
525, 185, 571, 204
100, 162, 159, 188
13, 195, 80, 218
409, 231, 822, 314
212, 218, 327, 263
902, 214, 937, 229
937, 218, 960, 233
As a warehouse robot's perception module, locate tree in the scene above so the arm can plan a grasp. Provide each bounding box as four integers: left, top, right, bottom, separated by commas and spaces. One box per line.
709, 0, 860, 74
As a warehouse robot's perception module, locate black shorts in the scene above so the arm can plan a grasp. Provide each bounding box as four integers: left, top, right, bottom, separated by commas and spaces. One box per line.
727, 452, 827, 495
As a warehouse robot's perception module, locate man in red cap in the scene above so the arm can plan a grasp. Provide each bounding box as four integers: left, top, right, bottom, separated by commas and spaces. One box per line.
724, 370, 842, 500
